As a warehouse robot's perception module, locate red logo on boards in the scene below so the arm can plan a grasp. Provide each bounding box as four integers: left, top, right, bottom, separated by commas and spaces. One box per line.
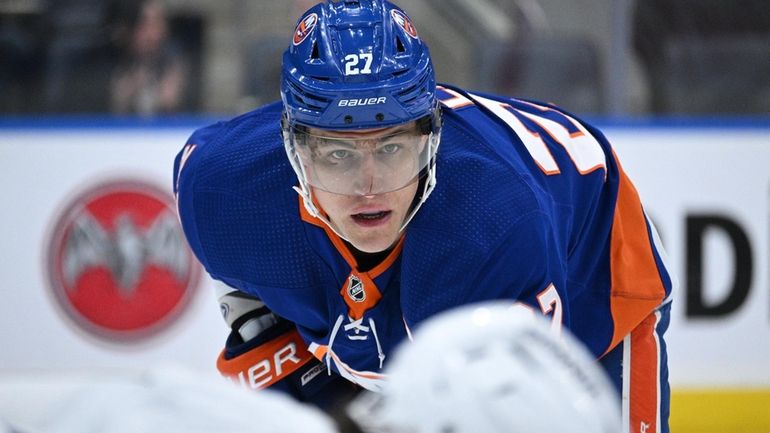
391, 9, 418, 39
46, 180, 200, 342
293, 13, 318, 46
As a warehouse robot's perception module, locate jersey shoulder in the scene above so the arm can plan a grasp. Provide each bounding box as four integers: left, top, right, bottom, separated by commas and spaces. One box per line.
402, 85, 611, 319
431, 83, 617, 242
175, 102, 287, 195
173, 102, 326, 288
405, 93, 557, 319
413, 86, 560, 250
435, 83, 613, 162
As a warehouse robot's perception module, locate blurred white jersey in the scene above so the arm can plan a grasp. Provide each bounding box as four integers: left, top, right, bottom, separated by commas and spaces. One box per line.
0, 365, 337, 433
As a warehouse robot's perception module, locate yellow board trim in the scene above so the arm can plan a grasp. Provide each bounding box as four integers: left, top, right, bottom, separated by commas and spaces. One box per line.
671, 389, 770, 433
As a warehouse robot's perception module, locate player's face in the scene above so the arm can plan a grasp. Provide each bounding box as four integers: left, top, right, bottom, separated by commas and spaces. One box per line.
307, 123, 423, 253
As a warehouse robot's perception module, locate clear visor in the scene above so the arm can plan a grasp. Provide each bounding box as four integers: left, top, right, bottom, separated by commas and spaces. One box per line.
287, 124, 432, 196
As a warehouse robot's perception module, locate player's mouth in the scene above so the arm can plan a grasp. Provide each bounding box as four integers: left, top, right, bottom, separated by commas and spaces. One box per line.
351, 211, 392, 227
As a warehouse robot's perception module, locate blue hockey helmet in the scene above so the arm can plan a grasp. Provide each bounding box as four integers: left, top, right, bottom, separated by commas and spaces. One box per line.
281, 0, 439, 130
281, 0, 442, 235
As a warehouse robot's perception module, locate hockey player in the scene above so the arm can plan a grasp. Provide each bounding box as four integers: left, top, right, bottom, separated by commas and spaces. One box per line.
343, 301, 622, 433
173, 1, 674, 431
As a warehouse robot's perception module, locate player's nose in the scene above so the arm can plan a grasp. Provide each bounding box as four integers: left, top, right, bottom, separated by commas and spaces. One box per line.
351, 153, 385, 196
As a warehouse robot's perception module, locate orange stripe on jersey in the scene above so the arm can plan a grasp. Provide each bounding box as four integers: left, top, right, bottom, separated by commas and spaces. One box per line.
216, 328, 313, 389
606, 151, 666, 354
629, 312, 661, 433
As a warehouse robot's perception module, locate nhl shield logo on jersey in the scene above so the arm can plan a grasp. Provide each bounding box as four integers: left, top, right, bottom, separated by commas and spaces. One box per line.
391, 9, 418, 39
293, 12, 318, 46
46, 179, 201, 342
347, 274, 366, 303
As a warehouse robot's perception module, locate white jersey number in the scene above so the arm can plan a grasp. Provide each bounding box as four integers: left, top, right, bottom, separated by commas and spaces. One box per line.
344, 53, 374, 76
511, 283, 564, 334
537, 283, 563, 336
471, 94, 607, 177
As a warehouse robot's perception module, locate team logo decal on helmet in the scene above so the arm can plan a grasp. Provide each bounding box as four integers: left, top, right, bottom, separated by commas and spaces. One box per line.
347, 274, 366, 303
391, 9, 418, 39
46, 179, 201, 342
293, 12, 318, 46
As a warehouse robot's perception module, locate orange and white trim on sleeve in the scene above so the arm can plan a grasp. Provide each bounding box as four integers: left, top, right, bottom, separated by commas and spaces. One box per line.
216, 328, 313, 390
606, 150, 667, 354
622, 310, 663, 433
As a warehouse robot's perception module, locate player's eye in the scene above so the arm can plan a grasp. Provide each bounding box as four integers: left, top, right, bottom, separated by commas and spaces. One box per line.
378, 143, 401, 154
329, 149, 352, 160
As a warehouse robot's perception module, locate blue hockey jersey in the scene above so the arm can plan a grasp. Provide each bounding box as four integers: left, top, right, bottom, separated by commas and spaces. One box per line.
173, 84, 673, 391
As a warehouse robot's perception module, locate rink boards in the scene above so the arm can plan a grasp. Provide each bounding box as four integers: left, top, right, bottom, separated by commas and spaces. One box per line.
0, 119, 768, 431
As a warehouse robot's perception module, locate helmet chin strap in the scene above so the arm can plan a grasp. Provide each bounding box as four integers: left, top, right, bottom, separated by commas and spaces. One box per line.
399, 130, 440, 232
283, 116, 351, 240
